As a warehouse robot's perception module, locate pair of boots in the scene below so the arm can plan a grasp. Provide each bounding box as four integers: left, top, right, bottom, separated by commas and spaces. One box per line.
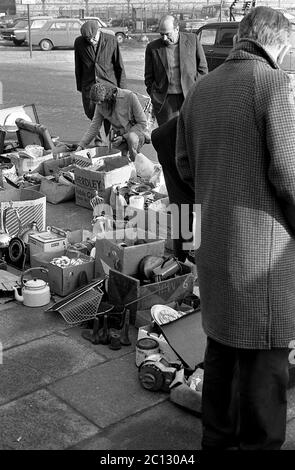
82, 309, 131, 350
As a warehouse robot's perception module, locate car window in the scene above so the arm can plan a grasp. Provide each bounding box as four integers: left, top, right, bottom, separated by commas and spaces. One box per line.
49, 22, 67, 31
14, 20, 28, 28
216, 28, 236, 47
68, 22, 81, 30
31, 19, 48, 29
198, 28, 217, 46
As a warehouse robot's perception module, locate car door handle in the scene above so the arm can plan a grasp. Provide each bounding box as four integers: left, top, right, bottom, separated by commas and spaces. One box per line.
207, 49, 214, 53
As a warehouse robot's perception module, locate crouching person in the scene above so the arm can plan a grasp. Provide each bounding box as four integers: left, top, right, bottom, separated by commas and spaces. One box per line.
77, 82, 151, 161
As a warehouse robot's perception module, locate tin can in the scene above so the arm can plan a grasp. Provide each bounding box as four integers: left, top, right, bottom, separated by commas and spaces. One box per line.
136, 337, 160, 367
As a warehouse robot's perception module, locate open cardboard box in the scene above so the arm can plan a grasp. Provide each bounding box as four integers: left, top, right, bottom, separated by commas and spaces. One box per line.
74, 153, 133, 209
108, 262, 194, 324
30, 250, 94, 297
95, 227, 165, 277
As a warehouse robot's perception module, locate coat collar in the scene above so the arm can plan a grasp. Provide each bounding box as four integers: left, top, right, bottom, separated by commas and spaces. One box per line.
82, 32, 108, 63
157, 32, 187, 70
226, 39, 280, 70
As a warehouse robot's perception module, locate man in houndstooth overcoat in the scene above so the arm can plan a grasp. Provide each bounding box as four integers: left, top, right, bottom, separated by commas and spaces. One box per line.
176, 6, 295, 449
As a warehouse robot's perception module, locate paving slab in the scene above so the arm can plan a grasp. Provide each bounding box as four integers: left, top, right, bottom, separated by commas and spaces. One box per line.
63, 324, 138, 360
287, 387, 295, 421
5, 332, 106, 381
0, 357, 52, 405
72, 400, 202, 450
283, 417, 295, 450
49, 353, 168, 428
0, 304, 67, 350
0, 389, 99, 450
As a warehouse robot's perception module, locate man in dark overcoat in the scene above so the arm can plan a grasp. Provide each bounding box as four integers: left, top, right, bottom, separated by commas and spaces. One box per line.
74, 20, 127, 143
144, 14, 208, 125
176, 6, 295, 449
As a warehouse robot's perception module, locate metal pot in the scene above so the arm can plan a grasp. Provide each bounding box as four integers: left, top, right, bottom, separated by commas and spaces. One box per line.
138, 255, 165, 280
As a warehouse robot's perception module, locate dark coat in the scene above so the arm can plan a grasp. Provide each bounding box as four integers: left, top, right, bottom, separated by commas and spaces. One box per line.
74, 32, 127, 92
176, 39, 295, 349
144, 32, 208, 114
152, 117, 194, 260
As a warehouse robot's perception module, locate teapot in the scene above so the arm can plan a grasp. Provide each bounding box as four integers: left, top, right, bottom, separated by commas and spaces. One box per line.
13, 267, 51, 307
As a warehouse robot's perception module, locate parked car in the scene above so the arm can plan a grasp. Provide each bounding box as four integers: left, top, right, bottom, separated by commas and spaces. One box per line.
24, 18, 83, 51
2, 16, 52, 45
80, 16, 129, 43
0, 16, 25, 30
196, 21, 295, 74
179, 18, 203, 32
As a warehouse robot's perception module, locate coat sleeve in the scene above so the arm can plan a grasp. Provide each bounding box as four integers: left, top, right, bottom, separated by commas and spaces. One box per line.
78, 105, 104, 148
175, 102, 195, 192
112, 40, 127, 89
123, 93, 149, 138
144, 44, 154, 97
262, 72, 295, 232
195, 35, 208, 76
74, 39, 82, 92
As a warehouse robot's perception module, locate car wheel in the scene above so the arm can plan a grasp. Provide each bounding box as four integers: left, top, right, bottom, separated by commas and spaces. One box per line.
115, 32, 124, 43
39, 39, 53, 51
13, 38, 24, 46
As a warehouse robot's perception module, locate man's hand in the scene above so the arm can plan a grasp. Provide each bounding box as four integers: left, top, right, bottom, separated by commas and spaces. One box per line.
112, 136, 125, 147
76, 145, 83, 151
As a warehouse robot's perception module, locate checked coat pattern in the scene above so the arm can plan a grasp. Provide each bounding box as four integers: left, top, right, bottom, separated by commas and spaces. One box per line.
176, 39, 295, 349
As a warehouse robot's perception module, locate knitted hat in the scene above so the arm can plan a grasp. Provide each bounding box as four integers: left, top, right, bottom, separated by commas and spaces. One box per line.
90, 82, 117, 103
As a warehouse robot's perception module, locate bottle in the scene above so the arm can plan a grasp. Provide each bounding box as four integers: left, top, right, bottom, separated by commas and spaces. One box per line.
120, 308, 131, 346
19, 220, 39, 245
86, 151, 93, 165
98, 314, 109, 345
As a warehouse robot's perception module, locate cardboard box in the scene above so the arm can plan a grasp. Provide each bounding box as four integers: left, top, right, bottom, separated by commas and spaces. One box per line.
7, 152, 53, 175
74, 154, 133, 209
95, 227, 165, 277
73, 147, 121, 168
108, 263, 194, 324
30, 251, 95, 297
40, 178, 75, 204
137, 323, 179, 363
28, 227, 68, 264
43, 155, 74, 176
67, 228, 94, 254
67, 229, 93, 245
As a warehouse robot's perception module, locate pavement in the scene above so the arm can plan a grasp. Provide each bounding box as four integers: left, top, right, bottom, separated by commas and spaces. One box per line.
0, 200, 294, 452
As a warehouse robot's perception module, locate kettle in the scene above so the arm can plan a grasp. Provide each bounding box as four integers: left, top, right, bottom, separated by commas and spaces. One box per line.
13, 267, 51, 307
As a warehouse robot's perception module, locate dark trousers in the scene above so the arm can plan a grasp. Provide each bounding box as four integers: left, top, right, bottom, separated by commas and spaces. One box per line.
202, 337, 289, 450
156, 93, 184, 126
